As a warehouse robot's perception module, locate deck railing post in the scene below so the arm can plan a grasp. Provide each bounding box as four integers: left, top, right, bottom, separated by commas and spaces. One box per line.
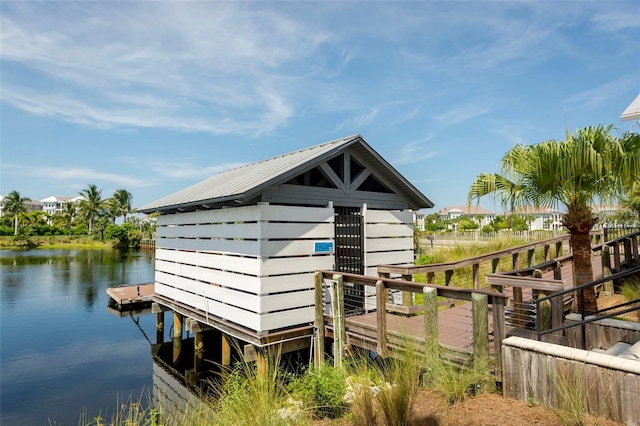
613, 242, 621, 273
544, 244, 550, 262
491, 285, 505, 381
401, 274, 413, 307
376, 280, 388, 357
472, 263, 480, 289
623, 237, 633, 267
331, 274, 345, 367
472, 292, 489, 371
601, 245, 613, 296
512, 253, 519, 270
445, 269, 454, 286
527, 249, 535, 267
492, 258, 500, 273
553, 261, 562, 280
555, 241, 562, 257
314, 271, 325, 367
632, 234, 639, 264
423, 287, 438, 357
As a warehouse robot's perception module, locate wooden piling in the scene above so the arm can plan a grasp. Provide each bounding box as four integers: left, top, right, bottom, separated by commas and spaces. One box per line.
423, 287, 438, 356
156, 311, 164, 345
173, 312, 183, 366
472, 292, 489, 370
376, 280, 388, 357
194, 331, 204, 372
221, 334, 231, 367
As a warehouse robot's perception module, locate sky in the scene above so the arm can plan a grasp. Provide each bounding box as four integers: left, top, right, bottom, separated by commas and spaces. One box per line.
1, 1, 639, 215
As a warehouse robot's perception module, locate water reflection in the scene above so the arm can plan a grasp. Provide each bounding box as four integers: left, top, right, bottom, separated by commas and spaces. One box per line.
0, 249, 156, 426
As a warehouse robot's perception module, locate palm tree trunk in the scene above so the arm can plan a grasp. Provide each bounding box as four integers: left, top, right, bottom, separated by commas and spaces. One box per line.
569, 231, 598, 314
14, 215, 18, 236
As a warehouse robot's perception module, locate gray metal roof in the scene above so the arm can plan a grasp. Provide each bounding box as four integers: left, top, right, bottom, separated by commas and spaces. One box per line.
138, 134, 433, 213
621, 93, 640, 122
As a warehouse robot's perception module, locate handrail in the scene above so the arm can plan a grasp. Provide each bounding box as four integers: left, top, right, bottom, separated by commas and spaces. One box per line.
378, 235, 570, 275
536, 264, 640, 348
317, 270, 508, 304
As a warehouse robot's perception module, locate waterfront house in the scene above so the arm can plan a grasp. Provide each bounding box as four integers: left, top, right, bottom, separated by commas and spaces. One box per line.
437, 205, 496, 229
138, 135, 433, 343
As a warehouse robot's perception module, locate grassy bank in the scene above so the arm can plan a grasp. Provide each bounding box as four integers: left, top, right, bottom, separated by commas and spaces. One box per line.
0, 235, 117, 250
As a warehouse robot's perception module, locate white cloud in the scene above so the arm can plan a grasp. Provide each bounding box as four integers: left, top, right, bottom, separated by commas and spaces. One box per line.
392, 136, 440, 166
3, 163, 148, 188
563, 75, 638, 112
144, 160, 246, 180
336, 108, 379, 131
435, 103, 491, 126
0, 2, 330, 136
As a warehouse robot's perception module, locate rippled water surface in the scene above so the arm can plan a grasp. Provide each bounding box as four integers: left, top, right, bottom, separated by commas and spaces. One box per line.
0, 249, 156, 425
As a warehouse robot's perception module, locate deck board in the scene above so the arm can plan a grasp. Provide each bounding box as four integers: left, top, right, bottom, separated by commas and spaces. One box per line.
342, 252, 609, 357
107, 283, 155, 308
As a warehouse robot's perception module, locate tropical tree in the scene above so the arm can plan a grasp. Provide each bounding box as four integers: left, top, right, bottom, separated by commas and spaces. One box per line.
2, 190, 31, 235
620, 182, 640, 222
112, 189, 133, 222
62, 201, 77, 235
468, 124, 640, 314
78, 184, 103, 234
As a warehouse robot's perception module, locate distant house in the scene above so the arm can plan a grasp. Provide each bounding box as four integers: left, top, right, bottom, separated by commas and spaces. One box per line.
414, 210, 426, 231
437, 205, 496, 229
41, 196, 84, 216
0, 195, 43, 216
138, 135, 434, 345
591, 204, 627, 228
513, 206, 563, 231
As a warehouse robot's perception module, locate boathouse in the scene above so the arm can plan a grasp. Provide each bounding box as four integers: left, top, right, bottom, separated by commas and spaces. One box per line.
138, 135, 433, 345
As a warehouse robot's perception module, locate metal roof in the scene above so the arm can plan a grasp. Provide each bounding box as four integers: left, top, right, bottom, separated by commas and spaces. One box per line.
621, 93, 640, 122
138, 134, 433, 213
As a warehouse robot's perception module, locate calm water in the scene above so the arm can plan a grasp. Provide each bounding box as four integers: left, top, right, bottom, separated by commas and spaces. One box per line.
0, 249, 157, 425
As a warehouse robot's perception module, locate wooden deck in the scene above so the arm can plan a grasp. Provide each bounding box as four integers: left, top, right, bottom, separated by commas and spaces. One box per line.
107, 283, 155, 310
322, 241, 630, 369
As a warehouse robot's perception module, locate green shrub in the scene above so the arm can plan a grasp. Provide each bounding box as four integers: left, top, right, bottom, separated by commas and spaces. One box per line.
288, 364, 348, 419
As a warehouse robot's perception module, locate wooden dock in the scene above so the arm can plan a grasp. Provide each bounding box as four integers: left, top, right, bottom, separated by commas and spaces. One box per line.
107, 283, 155, 310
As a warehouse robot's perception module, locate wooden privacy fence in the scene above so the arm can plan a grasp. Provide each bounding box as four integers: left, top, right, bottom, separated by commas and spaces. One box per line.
313, 271, 508, 377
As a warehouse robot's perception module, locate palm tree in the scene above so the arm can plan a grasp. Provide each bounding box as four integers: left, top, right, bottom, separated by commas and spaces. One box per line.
62, 201, 77, 235
2, 190, 31, 235
468, 124, 640, 314
112, 189, 133, 222
620, 182, 640, 223
78, 184, 103, 234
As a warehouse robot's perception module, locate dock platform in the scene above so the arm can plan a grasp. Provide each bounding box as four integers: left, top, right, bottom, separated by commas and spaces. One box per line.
107, 283, 155, 310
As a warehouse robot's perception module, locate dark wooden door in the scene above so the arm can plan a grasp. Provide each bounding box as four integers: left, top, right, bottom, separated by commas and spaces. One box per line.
334, 207, 365, 315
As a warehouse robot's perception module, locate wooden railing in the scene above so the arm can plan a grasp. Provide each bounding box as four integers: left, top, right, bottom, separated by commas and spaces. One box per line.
379, 235, 570, 292
314, 230, 640, 382
313, 270, 508, 376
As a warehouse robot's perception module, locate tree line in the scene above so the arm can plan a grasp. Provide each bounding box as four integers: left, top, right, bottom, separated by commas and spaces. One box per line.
1, 184, 155, 248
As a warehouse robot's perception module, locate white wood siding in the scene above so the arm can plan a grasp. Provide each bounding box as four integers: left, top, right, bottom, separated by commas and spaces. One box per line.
362, 209, 415, 311
154, 204, 333, 333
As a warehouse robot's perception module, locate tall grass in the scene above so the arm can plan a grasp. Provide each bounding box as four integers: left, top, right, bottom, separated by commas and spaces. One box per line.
374, 342, 423, 426
620, 278, 640, 321
553, 366, 587, 426
422, 351, 495, 407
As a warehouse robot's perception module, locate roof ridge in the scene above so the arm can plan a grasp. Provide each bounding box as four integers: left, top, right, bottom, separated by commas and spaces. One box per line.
218, 134, 361, 176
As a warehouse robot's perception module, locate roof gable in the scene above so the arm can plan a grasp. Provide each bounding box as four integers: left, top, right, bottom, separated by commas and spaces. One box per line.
139, 135, 433, 213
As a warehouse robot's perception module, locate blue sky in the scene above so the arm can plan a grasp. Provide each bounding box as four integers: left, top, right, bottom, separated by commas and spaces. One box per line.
1, 1, 638, 214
